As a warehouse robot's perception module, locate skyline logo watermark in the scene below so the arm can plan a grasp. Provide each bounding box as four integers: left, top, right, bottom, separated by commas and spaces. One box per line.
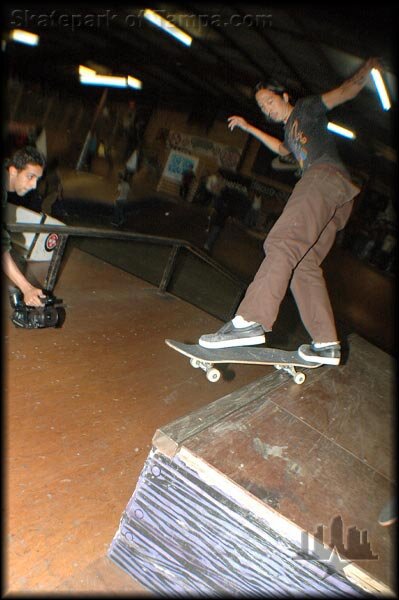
294, 515, 378, 579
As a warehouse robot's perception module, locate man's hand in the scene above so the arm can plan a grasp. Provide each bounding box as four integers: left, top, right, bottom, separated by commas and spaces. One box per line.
228, 115, 286, 155
3, 252, 45, 307
364, 57, 383, 72
227, 116, 250, 132
322, 56, 384, 110
21, 284, 46, 307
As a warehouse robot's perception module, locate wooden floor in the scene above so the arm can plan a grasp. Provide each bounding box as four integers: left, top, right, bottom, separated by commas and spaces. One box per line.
4, 247, 269, 594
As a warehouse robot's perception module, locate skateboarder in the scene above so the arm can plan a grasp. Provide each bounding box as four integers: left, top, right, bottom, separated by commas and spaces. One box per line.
199, 58, 382, 366
2, 146, 46, 307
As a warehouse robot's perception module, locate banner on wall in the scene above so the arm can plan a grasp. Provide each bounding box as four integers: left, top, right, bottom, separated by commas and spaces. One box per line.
166, 130, 242, 171
161, 150, 199, 182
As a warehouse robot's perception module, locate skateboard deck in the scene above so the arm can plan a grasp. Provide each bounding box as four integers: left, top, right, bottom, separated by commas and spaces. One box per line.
165, 339, 322, 385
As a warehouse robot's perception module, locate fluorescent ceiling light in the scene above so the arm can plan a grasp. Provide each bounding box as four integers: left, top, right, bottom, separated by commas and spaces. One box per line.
79, 65, 97, 76
80, 74, 128, 88
127, 75, 142, 90
371, 68, 391, 111
10, 29, 39, 46
143, 9, 192, 47
327, 122, 356, 139
79, 65, 142, 89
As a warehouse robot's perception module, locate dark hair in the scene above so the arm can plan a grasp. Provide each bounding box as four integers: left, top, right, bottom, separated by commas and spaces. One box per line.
7, 146, 46, 170
254, 80, 285, 96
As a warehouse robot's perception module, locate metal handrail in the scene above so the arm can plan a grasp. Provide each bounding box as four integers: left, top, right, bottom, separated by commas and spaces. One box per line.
7, 222, 248, 294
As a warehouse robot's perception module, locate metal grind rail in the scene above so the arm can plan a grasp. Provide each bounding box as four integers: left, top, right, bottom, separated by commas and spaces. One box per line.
8, 223, 248, 316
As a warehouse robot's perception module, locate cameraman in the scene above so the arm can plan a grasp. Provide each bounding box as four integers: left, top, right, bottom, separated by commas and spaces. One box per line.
2, 146, 46, 307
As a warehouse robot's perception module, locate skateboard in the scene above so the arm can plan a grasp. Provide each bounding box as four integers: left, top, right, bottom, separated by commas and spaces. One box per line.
165, 339, 322, 385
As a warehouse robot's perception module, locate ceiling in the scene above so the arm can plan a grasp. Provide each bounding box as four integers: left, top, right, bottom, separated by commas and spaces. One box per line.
3, 4, 396, 181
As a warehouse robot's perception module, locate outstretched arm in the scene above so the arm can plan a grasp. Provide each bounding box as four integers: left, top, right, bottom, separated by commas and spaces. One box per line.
227, 116, 290, 156
2, 251, 45, 306
322, 57, 381, 110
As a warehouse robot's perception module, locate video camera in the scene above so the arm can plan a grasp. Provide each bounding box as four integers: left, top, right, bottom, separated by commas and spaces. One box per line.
10, 289, 66, 329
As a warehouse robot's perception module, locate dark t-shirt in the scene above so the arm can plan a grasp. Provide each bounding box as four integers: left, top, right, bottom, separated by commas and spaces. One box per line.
2, 168, 11, 252
283, 95, 348, 176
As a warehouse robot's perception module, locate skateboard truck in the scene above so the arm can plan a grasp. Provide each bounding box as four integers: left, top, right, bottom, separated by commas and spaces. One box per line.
190, 357, 221, 382
275, 364, 306, 385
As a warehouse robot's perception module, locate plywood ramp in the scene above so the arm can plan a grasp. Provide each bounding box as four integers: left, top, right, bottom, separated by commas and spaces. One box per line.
109, 335, 395, 596
5, 246, 268, 594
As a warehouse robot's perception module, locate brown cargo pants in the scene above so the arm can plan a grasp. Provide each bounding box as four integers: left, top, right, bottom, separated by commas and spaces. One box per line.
237, 164, 360, 343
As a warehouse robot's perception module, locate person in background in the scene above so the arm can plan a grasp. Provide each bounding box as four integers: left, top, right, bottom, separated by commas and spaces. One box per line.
124, 147, 139, 183
203, 183, 231, 253
244, 189, 262, 229
85, 132, 98, 172
97, 138, 113, 175
111, 172, 131, 227
2, 146, 46, 306
180, 164, 196, 201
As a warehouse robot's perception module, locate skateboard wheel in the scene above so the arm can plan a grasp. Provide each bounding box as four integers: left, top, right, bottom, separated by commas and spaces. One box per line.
294, 372, 306, 385
190, 358, 201, 368
206, 368, 221, 383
